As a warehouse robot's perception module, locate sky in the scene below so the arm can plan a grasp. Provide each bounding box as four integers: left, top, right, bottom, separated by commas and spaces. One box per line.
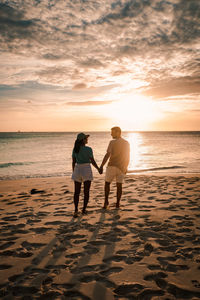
0, 0, 200, 132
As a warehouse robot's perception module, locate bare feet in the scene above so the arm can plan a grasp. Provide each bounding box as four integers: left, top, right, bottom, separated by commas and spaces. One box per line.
116, 203, 120, 209
73, 211, 79, 218
103, 203, 109, 209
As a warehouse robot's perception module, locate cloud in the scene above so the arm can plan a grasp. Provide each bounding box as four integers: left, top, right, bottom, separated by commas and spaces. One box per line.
0, 0, 200, 108
0, 3, 39, 48
0, 3, 34, 30
66, 100, 113, 106
78, 58, 105, 69
0, 81, 68, 104
42, 53, 65, 60
72, 83, 87, 90
172, 0, 200, 44
142, 76, 200, 99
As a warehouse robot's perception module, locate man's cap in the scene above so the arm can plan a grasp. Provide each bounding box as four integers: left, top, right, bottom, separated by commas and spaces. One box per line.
77, 132, 90, 141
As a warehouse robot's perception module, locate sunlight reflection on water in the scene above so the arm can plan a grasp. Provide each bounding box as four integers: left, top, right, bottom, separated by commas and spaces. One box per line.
126, 132, 147, 171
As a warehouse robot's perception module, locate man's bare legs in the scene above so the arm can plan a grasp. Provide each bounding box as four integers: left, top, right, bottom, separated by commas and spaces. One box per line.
116, 182, 122, 208
83, 180, 91, 213
103, 181, 122, 209
103, 181, 110, 208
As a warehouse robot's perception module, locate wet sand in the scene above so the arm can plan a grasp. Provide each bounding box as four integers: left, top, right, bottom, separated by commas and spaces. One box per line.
0, 174, 200, 299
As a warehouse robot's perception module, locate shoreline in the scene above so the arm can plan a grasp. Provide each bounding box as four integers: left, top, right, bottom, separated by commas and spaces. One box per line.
0, 172, 200, 192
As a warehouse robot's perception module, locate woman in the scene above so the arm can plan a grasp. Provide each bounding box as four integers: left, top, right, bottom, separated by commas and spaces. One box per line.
72, 132, 100, 217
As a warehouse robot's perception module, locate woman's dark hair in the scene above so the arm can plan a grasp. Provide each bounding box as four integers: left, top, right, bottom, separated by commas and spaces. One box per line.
73, 139, 84, 153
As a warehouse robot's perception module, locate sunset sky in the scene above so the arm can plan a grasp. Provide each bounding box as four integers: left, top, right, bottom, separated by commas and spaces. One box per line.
0, 0, 199, 132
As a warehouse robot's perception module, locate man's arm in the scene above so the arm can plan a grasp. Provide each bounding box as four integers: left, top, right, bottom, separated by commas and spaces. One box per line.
99, 141, 112, 174
100, 152, 110, 170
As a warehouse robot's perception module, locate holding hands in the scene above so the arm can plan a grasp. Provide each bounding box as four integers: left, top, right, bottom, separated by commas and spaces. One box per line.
98, 166, 103, 174
90, 157, 103, 175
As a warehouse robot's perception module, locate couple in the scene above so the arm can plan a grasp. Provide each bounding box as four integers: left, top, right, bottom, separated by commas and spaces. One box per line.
72, 126, 130, 217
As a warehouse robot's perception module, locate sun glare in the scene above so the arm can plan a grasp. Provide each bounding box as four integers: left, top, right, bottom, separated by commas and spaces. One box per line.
105, 93, 161, 130
127, 132, 142, 170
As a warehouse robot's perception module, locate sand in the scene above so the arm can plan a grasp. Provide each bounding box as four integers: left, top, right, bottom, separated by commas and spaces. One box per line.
0, 174, 200, 299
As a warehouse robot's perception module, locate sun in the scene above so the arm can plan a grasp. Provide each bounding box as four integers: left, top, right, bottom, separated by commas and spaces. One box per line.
105, 93, 162, 130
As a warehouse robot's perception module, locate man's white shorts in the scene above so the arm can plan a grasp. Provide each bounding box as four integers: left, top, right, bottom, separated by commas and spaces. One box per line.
105, 166, 125, 183
72, 163, 93, 182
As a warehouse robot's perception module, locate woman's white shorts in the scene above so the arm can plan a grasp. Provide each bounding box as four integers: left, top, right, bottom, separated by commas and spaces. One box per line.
72, 163, 93, 182
105, 166, 125, 183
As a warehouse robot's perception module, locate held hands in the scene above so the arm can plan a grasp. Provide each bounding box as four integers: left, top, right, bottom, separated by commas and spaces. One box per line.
98, 166, 103, 174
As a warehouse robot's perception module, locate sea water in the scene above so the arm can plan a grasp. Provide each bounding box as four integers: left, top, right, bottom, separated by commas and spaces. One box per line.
0, 131, 200, 180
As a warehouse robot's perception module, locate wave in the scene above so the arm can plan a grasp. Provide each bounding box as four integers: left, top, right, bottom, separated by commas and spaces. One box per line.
0, 171, 69, 181
127, 165, 185, 173
0, 162, 34, 168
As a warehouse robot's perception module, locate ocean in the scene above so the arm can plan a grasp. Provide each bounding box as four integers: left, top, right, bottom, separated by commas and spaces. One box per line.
0, 131, 200, 181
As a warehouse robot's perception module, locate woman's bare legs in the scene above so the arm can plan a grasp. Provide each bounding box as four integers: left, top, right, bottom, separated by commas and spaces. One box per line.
74, 181, 81, 214
83, 180, 91, 213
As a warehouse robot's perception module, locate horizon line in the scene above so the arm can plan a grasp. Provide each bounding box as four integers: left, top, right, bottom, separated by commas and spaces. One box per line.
0, 130, 200, 133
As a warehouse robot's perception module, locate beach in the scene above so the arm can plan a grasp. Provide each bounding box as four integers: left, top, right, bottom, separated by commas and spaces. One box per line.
0, 174, 200, 299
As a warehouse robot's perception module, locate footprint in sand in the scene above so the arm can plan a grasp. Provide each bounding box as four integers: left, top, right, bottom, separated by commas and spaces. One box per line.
65, 252, 84, 259
0, 249, 33, 258
167, 283, 200, 299
46, 264, 66, 270
191, 280, 200, 288
128, 198, 140, 203
100, 266, 123, 276
147, 264, 162, 270
148, 196, 155, 200
0, 264, 12, 270
19, 212, 34, 218
114, 283, 144, 295
71, 265, 98, 274
31, 227, 52, 234
79, 273, 101, 283
8, 228, 29, 235
96, 276, 117, 288
8, 273, 25, 282
9, 285, 39, 297
45, 221, 67, 226
0, 241, 15, 250
27, 219, 41, 224
176, 220, 194, 226
88, 240, 108, 246
157, 257, 190, 272
155, 239, 171, 247
103, 255, 127, 263
144, 271, 168, 282
2, 216, 18, 221
73, 239, 87, 244
83, 245, 100, 254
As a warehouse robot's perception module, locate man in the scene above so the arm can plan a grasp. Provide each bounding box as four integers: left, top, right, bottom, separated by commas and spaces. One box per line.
100, 126, 130, 209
